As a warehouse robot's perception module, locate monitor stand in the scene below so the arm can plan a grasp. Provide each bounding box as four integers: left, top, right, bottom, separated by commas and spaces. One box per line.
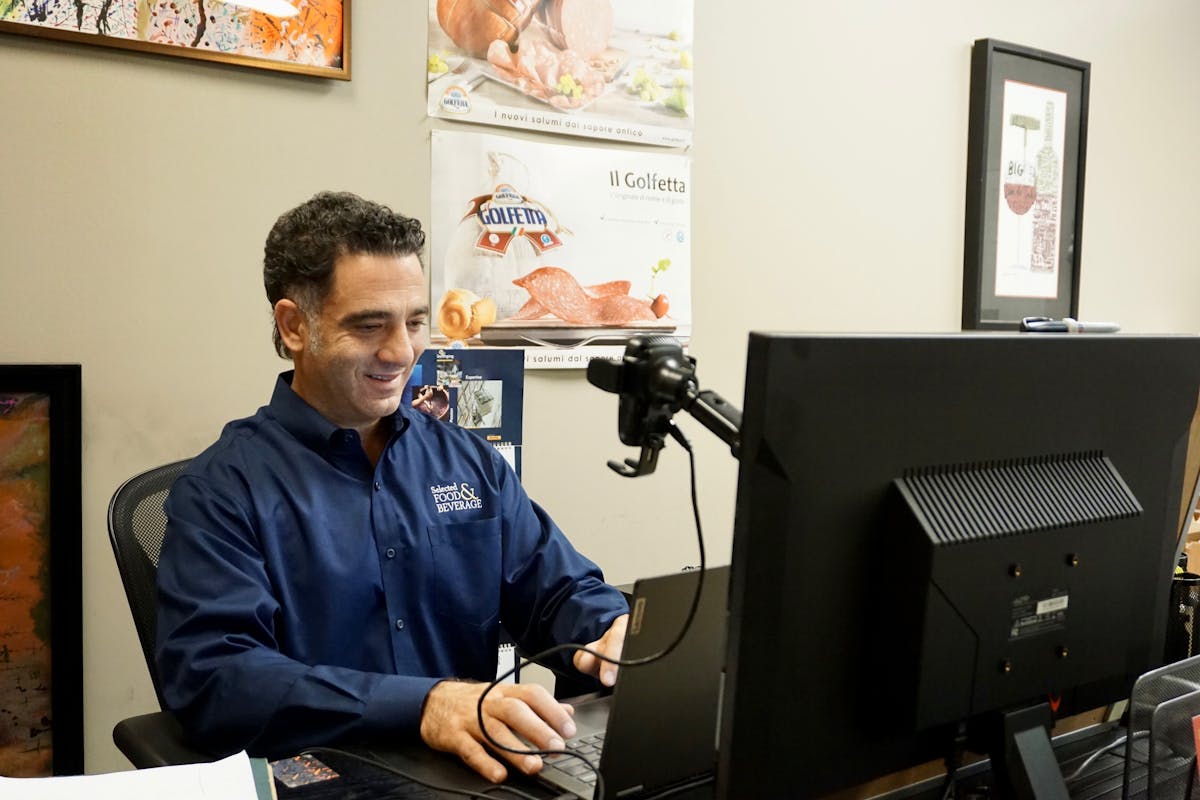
984, 704, 1072, 800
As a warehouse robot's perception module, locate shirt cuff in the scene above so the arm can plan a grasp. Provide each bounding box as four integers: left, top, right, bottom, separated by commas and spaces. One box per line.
360, 674, 443, 735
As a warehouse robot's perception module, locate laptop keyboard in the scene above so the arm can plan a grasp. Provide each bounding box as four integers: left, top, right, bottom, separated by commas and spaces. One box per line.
542, 731, 606, 786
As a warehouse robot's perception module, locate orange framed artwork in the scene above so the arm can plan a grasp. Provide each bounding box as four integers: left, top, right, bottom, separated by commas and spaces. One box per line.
0, 366, 81, 777
0, 0, 348, 80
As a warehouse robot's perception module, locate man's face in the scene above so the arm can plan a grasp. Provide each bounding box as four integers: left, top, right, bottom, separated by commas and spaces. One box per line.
288, 252, 428, 432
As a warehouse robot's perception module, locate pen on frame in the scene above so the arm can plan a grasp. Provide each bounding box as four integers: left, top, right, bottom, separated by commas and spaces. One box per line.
1020, 316, 1121, 333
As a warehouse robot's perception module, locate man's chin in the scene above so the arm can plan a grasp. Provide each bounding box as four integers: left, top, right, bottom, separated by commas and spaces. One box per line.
372, 396, 403, 417
357, 387, 403, 418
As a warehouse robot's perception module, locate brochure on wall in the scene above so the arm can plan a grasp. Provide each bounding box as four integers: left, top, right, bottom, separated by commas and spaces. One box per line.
430, 128, 692, 370
426, 0, 694, 148
408, 348, 525, 476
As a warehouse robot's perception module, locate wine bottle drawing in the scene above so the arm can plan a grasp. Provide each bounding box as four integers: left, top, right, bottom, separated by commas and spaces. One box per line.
1004, 113, 1040, 267
1031, 100, 1061, 274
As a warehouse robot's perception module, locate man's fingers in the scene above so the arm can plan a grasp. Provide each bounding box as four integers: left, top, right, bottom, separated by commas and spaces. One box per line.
481, 714, 545, 775
513, 688, 577, 743
601, 618, 626, 685
455, 732, 509, 783
600, 615, 628, 685
574, 614, 630, 685
573, 643, 608, 676
487, 687, 574, 749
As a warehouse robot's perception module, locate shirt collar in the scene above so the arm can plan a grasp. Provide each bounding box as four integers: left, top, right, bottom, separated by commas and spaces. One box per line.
268, 371, 408, 453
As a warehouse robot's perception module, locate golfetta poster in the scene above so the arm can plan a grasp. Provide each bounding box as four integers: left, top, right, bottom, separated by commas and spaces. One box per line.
430, 128, 692, 369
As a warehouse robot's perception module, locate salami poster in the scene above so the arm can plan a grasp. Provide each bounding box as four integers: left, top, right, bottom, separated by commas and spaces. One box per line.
430, 129, 692, 370
427, 0, 694, 148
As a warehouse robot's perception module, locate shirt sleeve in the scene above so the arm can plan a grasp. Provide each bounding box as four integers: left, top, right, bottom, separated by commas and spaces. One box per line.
494, 456, 630, 672
156, 473, 438, 758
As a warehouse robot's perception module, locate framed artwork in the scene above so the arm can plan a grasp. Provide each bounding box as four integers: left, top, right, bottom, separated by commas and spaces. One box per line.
0, 365, 82, 777
962, 39, 1089, 330
0, 0, 349, 80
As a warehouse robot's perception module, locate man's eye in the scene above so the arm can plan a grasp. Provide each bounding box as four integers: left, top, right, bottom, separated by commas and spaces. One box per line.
408, 319, 428, 330
356, 324, 382, 333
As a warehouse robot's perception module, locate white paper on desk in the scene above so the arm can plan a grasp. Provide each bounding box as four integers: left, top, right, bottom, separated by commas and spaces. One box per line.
0, 751, 261, 800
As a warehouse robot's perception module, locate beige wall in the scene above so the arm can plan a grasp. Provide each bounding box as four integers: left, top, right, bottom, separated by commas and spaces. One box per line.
1, 0, 1197, 775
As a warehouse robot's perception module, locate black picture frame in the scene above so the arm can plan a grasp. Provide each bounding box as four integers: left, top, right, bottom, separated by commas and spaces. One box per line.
962, 39, 1090, 330
0, 365, 82, 776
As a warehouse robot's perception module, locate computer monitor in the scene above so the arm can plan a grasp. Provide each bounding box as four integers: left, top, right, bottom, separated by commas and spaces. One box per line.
716, 333, 1200, 799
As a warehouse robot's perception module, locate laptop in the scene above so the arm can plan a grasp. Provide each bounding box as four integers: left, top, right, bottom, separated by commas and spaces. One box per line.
536, 565, 729, 800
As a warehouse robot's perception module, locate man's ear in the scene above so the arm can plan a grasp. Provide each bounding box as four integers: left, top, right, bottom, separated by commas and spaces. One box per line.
274, 299, 309, 356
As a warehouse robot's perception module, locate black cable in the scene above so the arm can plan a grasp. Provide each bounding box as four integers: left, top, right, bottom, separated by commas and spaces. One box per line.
296, 746, 543, 800
474, 420, 709, 795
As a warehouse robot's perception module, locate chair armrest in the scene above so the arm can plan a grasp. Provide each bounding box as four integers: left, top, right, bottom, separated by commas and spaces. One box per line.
113, 711, 215, 768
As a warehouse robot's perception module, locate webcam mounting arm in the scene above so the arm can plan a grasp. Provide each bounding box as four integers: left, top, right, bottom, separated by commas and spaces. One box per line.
587, 336, 742, 477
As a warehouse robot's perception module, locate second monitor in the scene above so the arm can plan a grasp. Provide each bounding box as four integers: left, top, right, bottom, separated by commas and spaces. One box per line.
717, 333, 1200, 799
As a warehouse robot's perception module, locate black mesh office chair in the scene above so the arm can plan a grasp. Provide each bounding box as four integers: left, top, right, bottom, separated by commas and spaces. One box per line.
107, 458, 215, 768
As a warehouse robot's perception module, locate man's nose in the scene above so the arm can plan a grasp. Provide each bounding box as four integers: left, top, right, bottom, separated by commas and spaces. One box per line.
378, 326, 415, 365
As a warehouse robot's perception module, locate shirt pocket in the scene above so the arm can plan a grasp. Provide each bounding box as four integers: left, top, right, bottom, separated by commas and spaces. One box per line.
426, 516, 502, 629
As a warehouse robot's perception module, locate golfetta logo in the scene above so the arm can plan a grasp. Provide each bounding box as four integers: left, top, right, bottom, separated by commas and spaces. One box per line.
440, 86, 472, 114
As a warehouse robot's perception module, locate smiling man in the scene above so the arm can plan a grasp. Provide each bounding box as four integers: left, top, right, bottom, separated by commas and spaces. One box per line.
155, 191, 629, 783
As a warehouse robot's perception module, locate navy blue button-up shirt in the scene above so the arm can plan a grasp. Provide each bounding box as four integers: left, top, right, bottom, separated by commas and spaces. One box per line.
156, 372, 627, 757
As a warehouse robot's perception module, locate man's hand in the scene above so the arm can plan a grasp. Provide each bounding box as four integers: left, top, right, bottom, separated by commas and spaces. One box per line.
573, 614, 628, 687
419, 680, 576, 783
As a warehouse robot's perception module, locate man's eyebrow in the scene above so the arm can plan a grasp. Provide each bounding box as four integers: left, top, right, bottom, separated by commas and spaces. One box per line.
339, 310, 392, 326
339, 306, 430, 326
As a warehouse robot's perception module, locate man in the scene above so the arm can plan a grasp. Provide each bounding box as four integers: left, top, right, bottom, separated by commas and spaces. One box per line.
156, 191, 629, 784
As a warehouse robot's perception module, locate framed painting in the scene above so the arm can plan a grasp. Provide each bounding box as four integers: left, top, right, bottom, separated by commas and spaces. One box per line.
962, 39, 1089, 330
0, 365, 82, 777
0, 0, 349, 80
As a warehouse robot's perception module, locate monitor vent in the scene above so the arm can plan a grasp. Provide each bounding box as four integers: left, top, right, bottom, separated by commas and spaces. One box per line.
895, 452, 1142, 545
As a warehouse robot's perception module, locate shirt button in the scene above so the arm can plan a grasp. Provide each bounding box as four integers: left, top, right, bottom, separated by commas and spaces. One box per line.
395, 618, 405, 631
373, 481, 381, 491
385, 547, 396, 559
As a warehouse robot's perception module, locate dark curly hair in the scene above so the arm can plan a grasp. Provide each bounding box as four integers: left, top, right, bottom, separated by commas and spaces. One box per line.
263, 191, 427, 359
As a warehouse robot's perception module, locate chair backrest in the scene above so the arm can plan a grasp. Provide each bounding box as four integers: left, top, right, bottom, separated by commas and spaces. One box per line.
107, 459, 192, 707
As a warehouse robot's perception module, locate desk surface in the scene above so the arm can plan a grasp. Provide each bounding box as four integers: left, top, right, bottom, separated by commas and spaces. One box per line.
268, 718, 1133, 800
272, 743, 714, 800
272, 744, 537, 800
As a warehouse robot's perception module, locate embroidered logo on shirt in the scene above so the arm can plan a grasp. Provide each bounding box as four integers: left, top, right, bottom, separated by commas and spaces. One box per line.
430, 482, 484, 513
